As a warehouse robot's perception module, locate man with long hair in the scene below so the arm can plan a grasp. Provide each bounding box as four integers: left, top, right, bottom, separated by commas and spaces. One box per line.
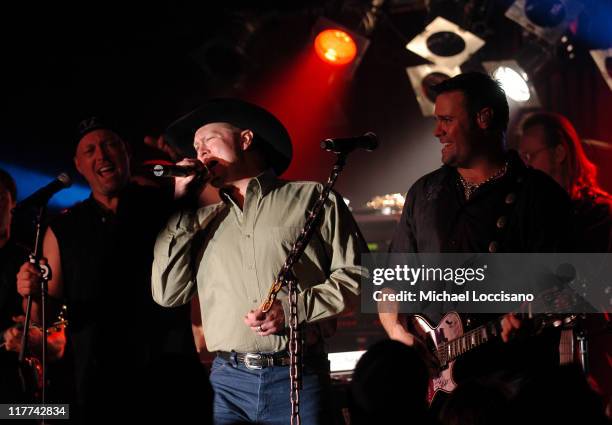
519, 111, 612, 252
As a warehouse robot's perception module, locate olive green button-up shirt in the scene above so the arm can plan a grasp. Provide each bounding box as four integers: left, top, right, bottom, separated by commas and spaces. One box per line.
152, 170, 367, 353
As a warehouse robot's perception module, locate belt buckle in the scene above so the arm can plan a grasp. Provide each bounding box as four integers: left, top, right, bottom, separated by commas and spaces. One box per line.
244, 353, 263, 370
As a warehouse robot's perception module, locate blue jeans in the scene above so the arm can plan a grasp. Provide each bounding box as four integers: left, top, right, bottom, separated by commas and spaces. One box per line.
210, 355, 334, 425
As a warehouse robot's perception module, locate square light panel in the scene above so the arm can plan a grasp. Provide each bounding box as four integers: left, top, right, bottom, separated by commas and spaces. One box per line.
590, 49, 612, 92
406, 64, 461, 116
505, 0, 584, 45
406, 17, 485, 68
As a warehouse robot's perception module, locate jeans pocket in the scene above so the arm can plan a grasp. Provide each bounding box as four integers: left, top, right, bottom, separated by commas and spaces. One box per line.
210, 356, 229, 377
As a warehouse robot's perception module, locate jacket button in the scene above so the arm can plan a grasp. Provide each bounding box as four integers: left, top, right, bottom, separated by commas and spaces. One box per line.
505, 193, 516, 204
488, 241, 499, 253
496, 216, 507, 229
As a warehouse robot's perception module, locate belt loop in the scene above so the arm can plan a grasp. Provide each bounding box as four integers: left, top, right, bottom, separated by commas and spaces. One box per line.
230, 350, 238, 367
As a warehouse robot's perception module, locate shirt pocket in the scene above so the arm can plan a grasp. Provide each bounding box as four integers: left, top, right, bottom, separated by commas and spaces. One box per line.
268, 226, 329, 286
270, 226, 327, 254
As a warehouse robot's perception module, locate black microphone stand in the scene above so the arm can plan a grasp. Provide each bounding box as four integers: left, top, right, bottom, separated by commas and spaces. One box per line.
260, 151, 351, 425
575, 316, 589, 375
18, 203, 51, 410
259, 134, 378, 424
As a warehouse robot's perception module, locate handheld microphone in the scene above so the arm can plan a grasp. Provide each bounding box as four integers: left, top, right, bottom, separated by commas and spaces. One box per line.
320, 132, 378, 153
13, 173, 72, 211
149, 161, 217, 178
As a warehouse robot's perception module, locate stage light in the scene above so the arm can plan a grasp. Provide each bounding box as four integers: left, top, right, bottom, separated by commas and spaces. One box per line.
590, 48, 612, 92
493, 67, 530, 102
405, 17, 485, 68
505, 0, 583, 45
406, 64, 461, 116
314, 29, 358, 65
312, 17, 371, 76
482, 60, 540, 107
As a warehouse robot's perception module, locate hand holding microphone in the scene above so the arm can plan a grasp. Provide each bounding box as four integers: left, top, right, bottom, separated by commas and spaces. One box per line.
159, 158, 217, 200
150, 159, 217, 178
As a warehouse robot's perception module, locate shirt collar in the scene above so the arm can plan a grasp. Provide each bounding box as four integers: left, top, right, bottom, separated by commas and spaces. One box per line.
442, 149, 524, 176
219, 168, 279, 205
252, 168, 279, 198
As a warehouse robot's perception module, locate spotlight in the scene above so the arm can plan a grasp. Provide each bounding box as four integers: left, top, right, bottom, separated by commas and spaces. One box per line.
590, 49, 612, 92
312, 17, 370, 76
494, 67, 530, 102
505, 0, 583, 45
482, 60, 540, 107
314, 29, 358, 65
406, 64, 461, 116
405, 17, 485, 68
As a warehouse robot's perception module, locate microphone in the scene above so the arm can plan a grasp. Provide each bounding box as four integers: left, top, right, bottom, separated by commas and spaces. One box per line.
320, 132, 378, 153
148, 161, 217, 178
14, 173, 72, 211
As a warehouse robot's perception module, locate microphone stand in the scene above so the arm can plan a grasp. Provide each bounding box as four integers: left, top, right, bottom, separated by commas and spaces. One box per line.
18, 203, 50, 411
575, 316, 589, 375
260, 151, 350, 425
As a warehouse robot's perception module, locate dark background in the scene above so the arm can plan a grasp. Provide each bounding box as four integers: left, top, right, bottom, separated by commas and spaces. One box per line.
1, 0, 611, 210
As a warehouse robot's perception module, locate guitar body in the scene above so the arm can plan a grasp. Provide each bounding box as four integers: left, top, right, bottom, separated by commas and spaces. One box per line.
411, 305, 576, 407
11, 314, 68, 401
413, 312, 464, 403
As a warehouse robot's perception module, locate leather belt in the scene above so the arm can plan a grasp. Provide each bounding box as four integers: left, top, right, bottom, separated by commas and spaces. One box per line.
217, 351, 291, 370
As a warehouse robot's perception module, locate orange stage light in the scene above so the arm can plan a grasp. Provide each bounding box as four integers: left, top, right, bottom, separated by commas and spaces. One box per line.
314, 29, 357, 65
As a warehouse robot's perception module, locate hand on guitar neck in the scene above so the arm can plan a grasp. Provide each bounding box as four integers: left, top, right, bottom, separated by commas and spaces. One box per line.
386, 313, 522, 345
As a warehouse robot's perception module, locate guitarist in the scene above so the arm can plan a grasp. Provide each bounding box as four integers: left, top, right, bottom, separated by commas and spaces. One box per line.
518, 110, 612, 406
0, 168, 29, 402
379, 73, 573, 406
0, 168, 67, 402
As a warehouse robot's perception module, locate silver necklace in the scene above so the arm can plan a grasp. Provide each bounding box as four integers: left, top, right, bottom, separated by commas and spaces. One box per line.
458, 162, 508, 200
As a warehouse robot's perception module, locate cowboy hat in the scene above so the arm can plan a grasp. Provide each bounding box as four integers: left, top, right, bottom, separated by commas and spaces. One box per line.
165, 98, 292, 175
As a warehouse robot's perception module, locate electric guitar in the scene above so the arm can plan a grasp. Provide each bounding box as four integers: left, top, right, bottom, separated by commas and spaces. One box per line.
413, 311, 576, 403
2, 308, 69, 400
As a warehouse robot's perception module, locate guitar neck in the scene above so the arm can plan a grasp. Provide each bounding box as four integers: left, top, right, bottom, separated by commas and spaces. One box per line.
434, 312, 572, 367
437, 320, 501, 365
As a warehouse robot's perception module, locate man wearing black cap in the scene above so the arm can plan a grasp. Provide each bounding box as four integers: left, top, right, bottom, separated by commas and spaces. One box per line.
152, 98, 367, 425
16, 118, 201, 420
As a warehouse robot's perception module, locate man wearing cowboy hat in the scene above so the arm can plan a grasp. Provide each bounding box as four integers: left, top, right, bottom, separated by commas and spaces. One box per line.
152, 98, 367, 425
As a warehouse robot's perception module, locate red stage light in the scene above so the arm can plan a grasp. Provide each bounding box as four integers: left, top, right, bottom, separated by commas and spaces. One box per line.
314, 29, 357, 65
